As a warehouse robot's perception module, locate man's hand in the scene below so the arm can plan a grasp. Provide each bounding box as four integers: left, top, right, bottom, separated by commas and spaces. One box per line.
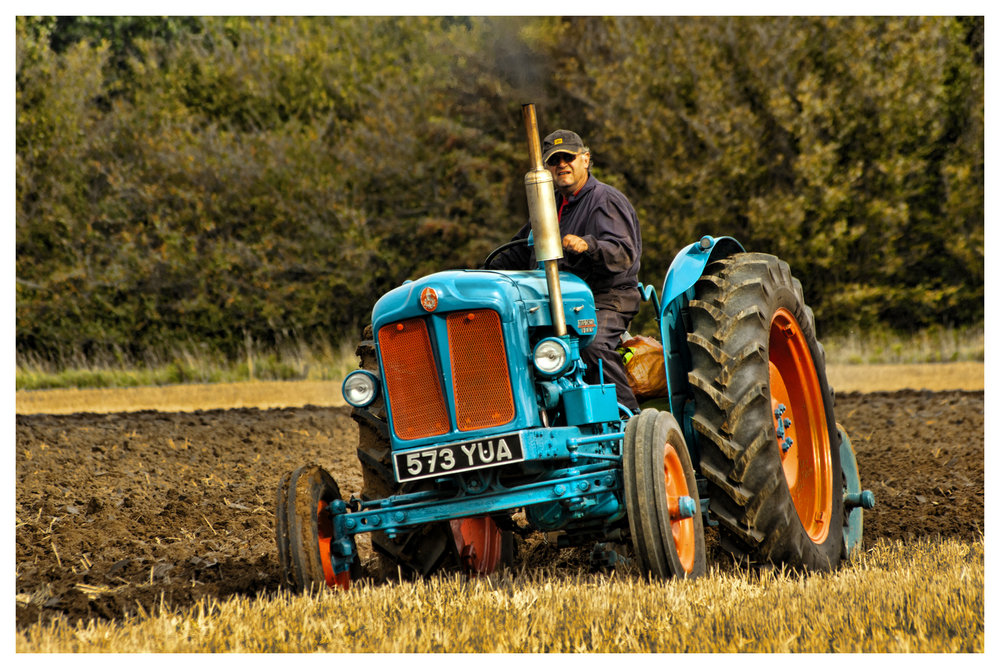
562, 234, 589, 254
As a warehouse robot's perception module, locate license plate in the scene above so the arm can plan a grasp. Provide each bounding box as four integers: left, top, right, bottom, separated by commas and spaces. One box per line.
394, 433, 525, 483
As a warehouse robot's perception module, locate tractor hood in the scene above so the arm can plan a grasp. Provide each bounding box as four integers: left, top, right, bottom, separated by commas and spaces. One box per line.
372, 269, 598, 348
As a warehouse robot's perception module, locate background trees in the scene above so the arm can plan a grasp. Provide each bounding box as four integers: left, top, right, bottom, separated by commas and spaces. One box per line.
16, 16, 984, 362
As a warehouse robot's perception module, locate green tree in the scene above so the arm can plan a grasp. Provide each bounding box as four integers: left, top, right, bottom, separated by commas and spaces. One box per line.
15, 16, 984, 364
533, 16, 983, 333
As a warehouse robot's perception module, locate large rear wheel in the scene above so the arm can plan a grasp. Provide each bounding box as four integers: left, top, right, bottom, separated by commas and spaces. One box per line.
623, 409, 706, 579
686, 253, 844, 570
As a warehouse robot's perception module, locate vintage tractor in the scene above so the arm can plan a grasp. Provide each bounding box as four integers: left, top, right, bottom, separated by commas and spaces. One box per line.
275, 105, 874, 590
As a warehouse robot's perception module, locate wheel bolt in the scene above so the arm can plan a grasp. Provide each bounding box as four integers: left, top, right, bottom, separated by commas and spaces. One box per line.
672, 496, 697, 520
844, 490, 876, 509
782, 437, 794, 452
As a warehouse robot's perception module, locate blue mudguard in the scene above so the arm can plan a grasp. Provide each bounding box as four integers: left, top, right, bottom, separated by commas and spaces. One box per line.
635, 236, 744, 459
653, 236, 744, 416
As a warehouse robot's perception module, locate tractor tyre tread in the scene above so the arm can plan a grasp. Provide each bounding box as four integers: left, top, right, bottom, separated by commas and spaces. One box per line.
624, 409, 706, 579
275, 471, 295, 586
633, 410, 671, 577
282, 464, 358, 591
686, 253, 844, 571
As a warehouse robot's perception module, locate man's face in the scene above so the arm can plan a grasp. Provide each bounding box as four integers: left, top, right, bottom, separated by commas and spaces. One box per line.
546, 151, 590, 195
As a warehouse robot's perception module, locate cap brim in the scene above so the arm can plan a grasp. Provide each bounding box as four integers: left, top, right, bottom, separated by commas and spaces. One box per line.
542, 148, 580, 163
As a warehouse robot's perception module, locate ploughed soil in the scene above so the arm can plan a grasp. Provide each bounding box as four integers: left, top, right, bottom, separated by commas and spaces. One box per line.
16, 389, 984, 629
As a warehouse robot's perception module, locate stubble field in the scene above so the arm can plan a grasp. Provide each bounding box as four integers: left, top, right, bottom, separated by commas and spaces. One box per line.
14, 363, 985, 651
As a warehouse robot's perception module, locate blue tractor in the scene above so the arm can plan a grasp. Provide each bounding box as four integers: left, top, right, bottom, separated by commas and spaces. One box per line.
275, 105, 874, 590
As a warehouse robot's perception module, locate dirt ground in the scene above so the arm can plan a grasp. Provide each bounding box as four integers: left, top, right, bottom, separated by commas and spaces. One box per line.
15, 389, 984, 629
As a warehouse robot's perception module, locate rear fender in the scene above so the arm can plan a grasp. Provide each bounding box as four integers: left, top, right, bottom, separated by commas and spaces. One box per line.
641, 236, 744, 447
661, 236, 746, 310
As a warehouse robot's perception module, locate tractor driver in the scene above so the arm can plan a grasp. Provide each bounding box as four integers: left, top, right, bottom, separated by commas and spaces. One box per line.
488, 129, 642, 415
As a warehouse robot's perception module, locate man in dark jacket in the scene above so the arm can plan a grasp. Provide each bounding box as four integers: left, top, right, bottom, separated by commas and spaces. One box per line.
488, 129, 642, 413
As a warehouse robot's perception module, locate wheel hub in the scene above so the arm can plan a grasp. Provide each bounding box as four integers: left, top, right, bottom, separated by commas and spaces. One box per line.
316, 500, 350, 590
663, 443, 696, 574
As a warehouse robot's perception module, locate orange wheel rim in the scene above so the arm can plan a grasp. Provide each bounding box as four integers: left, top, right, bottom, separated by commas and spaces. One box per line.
768, 308, 832, 544
663, 443, 696, 573
316, 500, 349, 590
450, 517, 502, 574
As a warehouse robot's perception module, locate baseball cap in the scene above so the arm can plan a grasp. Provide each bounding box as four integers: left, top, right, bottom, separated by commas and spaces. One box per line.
542, 130, 586, 163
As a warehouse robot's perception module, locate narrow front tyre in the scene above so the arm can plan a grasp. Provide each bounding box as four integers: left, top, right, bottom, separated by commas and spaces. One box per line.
624, 409, 707, 579
276, 465, 357, 591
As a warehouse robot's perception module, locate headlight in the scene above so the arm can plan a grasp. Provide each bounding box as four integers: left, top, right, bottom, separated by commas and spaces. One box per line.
342, 370, 379, 407
532, 337, 571, 376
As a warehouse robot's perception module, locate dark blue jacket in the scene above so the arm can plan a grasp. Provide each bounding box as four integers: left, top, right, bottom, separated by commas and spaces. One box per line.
489, 175, 642, 314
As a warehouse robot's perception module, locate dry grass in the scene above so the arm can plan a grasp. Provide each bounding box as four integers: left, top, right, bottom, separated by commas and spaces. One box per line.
822, 325, 984, 365
15, 338, 359, 391
15, 361, 984, 416
16, 537, 983, 653
14, 379, 347, 415
16, 324, 984, 394
825, 361, 983, 393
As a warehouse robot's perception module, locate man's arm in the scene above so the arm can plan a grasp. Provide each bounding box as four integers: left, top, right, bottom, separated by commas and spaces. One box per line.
563, 201, 638, 276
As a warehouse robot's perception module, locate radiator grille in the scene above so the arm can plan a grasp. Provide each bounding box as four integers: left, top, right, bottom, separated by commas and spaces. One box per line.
378, 318, 449, 440
447, 310, 515, 432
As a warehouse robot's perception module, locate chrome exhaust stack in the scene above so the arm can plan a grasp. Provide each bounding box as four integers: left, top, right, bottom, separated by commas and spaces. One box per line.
521, 103, 567, 337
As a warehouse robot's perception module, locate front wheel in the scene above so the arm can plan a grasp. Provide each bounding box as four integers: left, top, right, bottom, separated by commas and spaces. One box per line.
276, 465, 358, 591
623, 409, 706, 579
686, 252, 845, 570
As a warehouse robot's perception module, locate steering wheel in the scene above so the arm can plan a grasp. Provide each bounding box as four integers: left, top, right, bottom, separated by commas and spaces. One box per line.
480, 238, 530, 269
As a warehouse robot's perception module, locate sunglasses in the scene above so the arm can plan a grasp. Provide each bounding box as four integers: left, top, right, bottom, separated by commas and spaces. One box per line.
545, 152, 578, 167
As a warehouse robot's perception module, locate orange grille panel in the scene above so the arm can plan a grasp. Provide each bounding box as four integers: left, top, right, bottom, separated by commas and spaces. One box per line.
447, 310, 515, 432
379, 318, 450, 440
